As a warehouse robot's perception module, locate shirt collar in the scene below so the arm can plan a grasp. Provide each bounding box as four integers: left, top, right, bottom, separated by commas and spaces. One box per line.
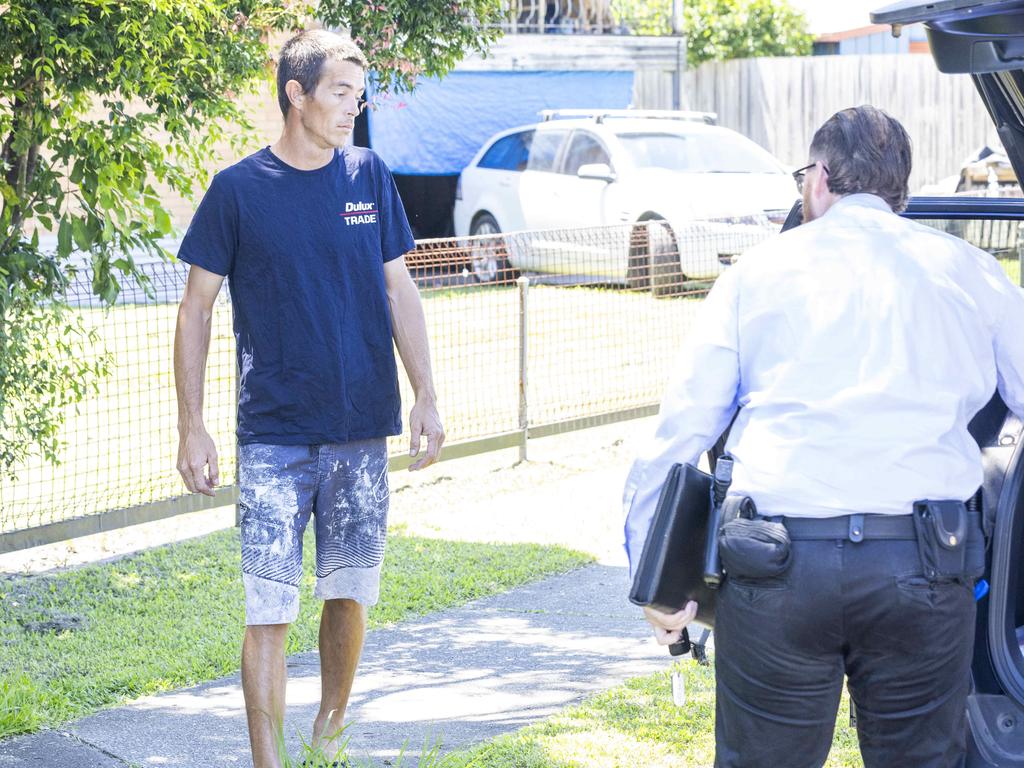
827, 193, 893, 215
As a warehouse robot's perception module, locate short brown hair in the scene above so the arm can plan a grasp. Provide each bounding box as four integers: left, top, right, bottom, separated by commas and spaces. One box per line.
276, 30, 368, 118
809, 106, 913, 212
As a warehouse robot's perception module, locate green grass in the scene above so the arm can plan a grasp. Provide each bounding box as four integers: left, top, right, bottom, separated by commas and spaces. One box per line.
0, 527, 592, 739
999, 254, 1021, 285
442, 659, 865, 768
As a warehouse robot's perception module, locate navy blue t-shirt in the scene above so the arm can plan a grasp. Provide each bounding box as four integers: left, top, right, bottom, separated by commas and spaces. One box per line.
178, 145, 416, 445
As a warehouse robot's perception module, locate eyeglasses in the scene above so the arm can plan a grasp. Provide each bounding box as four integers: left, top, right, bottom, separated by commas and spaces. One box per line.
792, 161, 830, 193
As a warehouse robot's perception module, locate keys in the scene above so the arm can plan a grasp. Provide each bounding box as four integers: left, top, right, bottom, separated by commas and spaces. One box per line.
691, 639, 708, 665
671, 668, 687, 707
690, 627, 711, 666
668, 628, 712, 707
668, 627, 692, 657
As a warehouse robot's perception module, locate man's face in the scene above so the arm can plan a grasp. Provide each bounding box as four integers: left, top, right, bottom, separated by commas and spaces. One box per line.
294, 58, 365, 149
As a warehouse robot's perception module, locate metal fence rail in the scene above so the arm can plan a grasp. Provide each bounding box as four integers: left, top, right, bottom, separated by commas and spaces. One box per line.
0, 219, 777, 551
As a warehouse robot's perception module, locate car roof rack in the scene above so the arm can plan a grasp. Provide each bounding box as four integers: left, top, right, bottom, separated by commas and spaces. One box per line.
538, 108, 718, 125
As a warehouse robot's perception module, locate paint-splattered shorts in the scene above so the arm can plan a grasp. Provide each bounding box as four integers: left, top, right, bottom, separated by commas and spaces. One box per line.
237, 439, 389, 625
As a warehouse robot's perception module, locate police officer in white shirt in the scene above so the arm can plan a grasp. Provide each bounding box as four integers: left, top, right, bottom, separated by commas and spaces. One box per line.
623, 105, 1024, 767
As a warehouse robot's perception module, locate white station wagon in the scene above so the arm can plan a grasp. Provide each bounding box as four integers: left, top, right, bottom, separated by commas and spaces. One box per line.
453, 110, 799, 286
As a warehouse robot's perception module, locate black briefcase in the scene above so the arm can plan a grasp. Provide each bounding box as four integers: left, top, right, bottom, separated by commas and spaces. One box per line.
628, 462, 718, 626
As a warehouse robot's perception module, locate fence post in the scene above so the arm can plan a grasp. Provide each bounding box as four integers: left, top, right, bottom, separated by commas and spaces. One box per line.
671, 0, 685, 34
517, 275, 530, 462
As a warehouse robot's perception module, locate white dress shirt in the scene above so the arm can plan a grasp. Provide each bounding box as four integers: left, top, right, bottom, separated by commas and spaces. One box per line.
623, 193, 1024, 573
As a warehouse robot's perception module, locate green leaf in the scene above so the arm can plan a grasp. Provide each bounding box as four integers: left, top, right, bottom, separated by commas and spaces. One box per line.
153, 207, 172, 235
71, 218, 92, 251
57, 219, 73, 259
100, 279, 119, 304
0, 182, 17, 207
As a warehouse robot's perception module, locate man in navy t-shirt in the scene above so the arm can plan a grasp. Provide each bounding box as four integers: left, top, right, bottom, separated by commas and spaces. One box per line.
173, 30, 445, 767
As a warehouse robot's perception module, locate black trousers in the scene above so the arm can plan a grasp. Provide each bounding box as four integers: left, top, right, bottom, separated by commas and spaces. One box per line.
713, 536, 976, 768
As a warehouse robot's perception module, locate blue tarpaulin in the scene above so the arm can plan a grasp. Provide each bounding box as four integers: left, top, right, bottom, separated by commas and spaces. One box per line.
367, 70, 635, 175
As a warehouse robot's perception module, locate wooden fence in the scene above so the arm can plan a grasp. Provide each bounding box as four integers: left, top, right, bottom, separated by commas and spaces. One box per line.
682, 54, 998, 193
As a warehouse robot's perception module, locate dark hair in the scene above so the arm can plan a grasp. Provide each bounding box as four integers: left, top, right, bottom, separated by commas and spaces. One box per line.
276, 30, 368, 118
809, 106, 913, 212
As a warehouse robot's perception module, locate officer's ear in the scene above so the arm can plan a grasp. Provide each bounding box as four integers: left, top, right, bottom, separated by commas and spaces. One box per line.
815, 161, 831, 195
285, 79, 306, 112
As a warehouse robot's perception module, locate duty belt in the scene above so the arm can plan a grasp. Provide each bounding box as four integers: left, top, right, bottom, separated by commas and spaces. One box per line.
779, 513, 917, 543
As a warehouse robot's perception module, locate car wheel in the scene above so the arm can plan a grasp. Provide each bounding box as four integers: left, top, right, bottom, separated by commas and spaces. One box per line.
469, 213, 516, 284
632, 218, 684, 297
627, 223, 651, 291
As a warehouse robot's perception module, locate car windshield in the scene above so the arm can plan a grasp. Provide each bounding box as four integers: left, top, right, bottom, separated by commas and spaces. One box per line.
616, 131, 784, 174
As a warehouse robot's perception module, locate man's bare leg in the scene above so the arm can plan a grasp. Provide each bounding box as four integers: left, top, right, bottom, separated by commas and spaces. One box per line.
242, 623, 290, 768
312, 598, 367, 758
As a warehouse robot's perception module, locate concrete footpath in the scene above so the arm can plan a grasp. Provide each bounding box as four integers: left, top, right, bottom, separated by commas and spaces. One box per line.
0, 563, 671, 767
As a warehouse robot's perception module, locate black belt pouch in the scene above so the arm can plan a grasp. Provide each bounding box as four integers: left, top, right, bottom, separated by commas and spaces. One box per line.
912, 500, 983, 582
718, 516, 792, 580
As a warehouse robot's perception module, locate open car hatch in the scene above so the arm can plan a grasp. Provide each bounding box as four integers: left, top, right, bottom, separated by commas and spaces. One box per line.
874, 1, 1024, 190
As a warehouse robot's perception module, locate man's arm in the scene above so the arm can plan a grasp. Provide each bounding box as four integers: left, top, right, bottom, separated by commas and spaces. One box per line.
174, 264, 225, 496
384, 256, 445, 470
623, 267, 742, 572
624, 267, 741, 643
994, 282, 1024, 418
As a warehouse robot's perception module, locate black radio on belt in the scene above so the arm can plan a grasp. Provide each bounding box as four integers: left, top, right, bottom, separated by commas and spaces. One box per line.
911, 499, 985, 582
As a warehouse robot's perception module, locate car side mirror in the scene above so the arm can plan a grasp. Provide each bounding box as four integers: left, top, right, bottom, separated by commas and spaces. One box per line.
577, 163, 616, 183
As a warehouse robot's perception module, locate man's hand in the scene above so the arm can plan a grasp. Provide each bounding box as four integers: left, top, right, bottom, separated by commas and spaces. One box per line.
408, 397, 445, 471
384, 257, 443, 471
177, 428, 220, 496
643, 601, 699, 645
174, 265, 224, 498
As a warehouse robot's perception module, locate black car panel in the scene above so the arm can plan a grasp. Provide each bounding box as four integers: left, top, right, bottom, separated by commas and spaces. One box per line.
967, 694, 1024, 765
873, 2, 1024, 74
873, 1, 1022, 27
971, 71, 1024, 189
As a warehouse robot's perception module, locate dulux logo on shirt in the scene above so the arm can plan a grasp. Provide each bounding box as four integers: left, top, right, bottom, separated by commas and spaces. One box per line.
342, 201, 378, 226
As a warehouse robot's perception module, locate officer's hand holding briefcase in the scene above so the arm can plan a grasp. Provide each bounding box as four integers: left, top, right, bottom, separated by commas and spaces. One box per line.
629, 453, 792, 657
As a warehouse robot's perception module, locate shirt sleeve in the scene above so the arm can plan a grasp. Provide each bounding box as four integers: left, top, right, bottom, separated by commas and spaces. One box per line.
622, 266, 743, 577
992, 278, 1024, 418
177, 172, 238, 277
375, 158, 416, 263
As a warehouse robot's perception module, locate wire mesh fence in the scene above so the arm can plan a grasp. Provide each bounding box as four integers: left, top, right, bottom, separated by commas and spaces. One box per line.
0, 260, 237, 538
0, 218, 776, 546
2, 211, 1020, 549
